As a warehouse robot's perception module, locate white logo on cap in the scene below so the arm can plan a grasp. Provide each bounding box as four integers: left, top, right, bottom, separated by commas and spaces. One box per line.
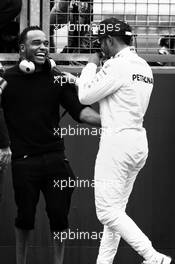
125, 31, 132, 36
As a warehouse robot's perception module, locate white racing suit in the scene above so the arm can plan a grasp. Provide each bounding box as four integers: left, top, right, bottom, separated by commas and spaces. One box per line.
78, 47, 158, 264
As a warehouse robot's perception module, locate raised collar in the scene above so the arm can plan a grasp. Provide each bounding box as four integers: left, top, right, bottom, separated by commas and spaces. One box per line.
114, 46, 136, 58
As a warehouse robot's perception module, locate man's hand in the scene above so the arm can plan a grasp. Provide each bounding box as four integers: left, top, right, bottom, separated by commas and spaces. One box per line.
0, 147, 12, 171
79, 107, 101, 127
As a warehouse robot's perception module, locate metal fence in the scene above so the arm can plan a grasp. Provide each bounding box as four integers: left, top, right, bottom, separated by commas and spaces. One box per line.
0, 0, 175, 70
50, 0, 175, 55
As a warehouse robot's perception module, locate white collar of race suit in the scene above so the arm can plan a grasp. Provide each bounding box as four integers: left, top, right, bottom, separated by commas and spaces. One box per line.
113, 46, 136, 59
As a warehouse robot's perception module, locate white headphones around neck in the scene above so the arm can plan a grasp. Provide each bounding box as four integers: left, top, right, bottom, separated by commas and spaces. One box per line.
19, 58, 56, 74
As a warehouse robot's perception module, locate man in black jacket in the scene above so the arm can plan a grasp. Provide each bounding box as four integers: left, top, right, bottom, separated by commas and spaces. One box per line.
1, 25, 100, 264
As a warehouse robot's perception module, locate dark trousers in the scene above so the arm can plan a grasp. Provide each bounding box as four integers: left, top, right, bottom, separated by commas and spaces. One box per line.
12, 151, 75, 231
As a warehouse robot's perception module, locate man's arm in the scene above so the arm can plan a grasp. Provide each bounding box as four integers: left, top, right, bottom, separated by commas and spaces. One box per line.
79, 106, 101, 127
0, 108, 11, 169
77, 53, 124, 105
0, 107, 11, 203
59, 82, 101, 127
0, 108, 10, 148
0, 108, 11, 182
0, 79, 11, 169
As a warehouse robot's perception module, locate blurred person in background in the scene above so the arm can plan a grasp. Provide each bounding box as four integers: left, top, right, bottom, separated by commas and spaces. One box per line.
50, 0, 93, 54
0, 0, 22, 52
158, 35, 175, 66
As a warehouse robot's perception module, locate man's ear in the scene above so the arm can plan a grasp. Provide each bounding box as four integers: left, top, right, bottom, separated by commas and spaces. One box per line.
19, 43, 25, 53
107, 35, 114, 46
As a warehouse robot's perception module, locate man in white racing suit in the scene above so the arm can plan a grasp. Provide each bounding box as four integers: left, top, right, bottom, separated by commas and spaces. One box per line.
77, 17, 174, 264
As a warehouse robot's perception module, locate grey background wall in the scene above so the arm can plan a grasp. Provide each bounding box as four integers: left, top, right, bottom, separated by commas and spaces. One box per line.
0, 73, 175, 264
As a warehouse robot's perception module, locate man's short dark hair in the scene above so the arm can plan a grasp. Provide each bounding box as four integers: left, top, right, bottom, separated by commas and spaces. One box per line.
19, 25, 42, 45
116, 35, 133, 46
